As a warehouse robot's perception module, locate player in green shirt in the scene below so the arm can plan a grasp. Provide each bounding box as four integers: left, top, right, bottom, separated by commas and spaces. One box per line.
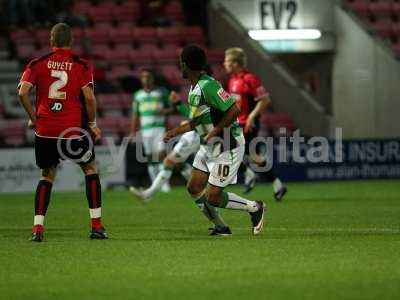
129, 69, 172, 191
164, 45, 266, 235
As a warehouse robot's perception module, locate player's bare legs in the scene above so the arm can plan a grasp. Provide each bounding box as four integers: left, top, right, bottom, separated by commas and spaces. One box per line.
186, 169, 230, 235
80, 160, 107, 239
31, 165, 57, 241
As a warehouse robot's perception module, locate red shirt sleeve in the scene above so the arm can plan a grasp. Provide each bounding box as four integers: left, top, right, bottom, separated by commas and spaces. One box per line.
244, 73, 269, 101
80, 61, 94, 88
19, 61, 37, 87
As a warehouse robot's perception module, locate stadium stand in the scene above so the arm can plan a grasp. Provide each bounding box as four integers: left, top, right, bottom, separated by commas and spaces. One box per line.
345, 0, 400, 56
0, 0, 296, 147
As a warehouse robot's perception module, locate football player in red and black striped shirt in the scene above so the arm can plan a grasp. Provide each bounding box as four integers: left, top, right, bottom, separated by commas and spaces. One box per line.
18, 23, 107, 241
224, 47, 287, 200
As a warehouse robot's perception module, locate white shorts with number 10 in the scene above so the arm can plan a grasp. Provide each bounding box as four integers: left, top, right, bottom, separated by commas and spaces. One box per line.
193, 135, 245, 188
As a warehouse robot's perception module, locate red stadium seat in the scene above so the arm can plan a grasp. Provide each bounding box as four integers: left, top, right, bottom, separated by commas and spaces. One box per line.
91, 44, 111, 57
110, 26, 135, 44
392, 2, 400, 19
0, 120, 26, 146
72, 45, 83, 56
119, 117, 132, 136
16, 44, 36, 60
107, 45, 133, 65
112, 1, 140, 23
72, 1, 92, 16
35, 28, 50, 47
130, 49, 155, 67
391, 22, 400, 40
369, 1, 392, 19
32, 47, 51, 58
211, 64, 226, 81
157, 26, 182, 46
107, 66, 135, 80
88, 3, 116, 23
348, 0, 369, 18
72, 28, 84, 43
133, 27, 158, 45
182, 26, 207, 46
153, 46, 180, 64
370, 19, 392, 39
159, 64, 183, 86
84, 27, 111, 44
10, 29, 32, 44
164, 0, 184, 24
120, 93, 133, 110
207, 48, 225, 64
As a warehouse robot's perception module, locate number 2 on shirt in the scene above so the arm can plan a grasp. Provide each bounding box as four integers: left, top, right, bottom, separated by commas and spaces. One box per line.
49, 70, 68, 100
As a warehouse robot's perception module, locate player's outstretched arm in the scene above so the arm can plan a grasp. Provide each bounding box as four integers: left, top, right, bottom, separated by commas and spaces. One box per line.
205, 104, 240, 142
17, 82, 36, 128
82, 85, 101, 142
164, 121, 194, 143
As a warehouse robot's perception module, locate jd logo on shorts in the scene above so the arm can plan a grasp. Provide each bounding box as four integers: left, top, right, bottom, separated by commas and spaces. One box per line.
51, 102, 63, 112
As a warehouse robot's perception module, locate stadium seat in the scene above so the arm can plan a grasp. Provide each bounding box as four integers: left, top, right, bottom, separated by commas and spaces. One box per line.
9, 29, 32, 44
107, 45, 133, 65
107, 65, 135, 80
182, 26, 207, 46
0, 119, 26, 146
84, 27, 111, 44
164, 0, 185, 24
130, 49, 155, 67
110, 26, 135, 44
88, 3, 117, 23
91, 43, 111, 57
72, 28, 84, 43
120, 93, 133, 110
71, 1, 92, 16
112, 1, 141, 23
158, 64, 183, 87
369, 1, 392, 19
348, 0, 370, 18
370, 19, 392, 39
207, 48, 225, 64
211, 64, 226, 81
119, 117, 132, 136
153, 46, 180, 64
35, 28, 50, 47
392, 2, 400, 19
261, 112, 296, 137
133, 27, 158, 46
157, 27, 182, 46
391, 21, 400, 40
16, 44, 36, 60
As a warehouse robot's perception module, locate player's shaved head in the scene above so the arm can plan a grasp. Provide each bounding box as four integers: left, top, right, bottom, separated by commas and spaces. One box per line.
225, 47, 247, 67
50, 23, 72, 48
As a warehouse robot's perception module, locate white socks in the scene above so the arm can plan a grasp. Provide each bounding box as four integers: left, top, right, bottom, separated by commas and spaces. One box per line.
143, 168, 173, 199
273, 178, 283, 193
225, 192, 258, 213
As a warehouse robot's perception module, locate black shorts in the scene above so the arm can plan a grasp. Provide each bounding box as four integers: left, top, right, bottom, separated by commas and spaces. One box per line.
34, 134, 95, 169
243, 125, 260, 155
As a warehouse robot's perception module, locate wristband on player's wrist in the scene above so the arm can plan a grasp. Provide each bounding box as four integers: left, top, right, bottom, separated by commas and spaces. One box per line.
88, 120, 97, 128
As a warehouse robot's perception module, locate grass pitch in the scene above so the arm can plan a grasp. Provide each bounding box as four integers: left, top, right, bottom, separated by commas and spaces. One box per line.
0, 180, 399, 300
